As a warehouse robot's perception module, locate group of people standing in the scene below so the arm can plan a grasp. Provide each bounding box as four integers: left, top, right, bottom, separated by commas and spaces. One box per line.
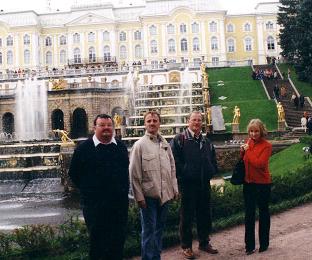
69, 112, 272, 260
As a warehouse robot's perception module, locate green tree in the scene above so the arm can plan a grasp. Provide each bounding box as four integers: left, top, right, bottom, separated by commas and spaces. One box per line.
277, 0, 301, 62
294, 0, 312, 82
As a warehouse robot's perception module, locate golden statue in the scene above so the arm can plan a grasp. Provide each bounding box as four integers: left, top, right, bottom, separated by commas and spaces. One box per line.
53, 129, 73, 143
206, 107, 212, 125
203, 73, 209, 88
51, 78, 66, 90
277, 102, 285, 122
201, 63, 206, 75
113, 113, 123, 128
203, 89, 209, 106
232, 106, 240, 124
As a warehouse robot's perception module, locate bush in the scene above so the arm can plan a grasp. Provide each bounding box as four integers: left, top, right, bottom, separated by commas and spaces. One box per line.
299, 135, 312, 144
0, 232, 13, 256
14, 224, 55, 257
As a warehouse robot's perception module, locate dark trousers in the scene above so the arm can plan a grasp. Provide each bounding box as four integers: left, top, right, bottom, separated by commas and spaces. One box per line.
179, 182, 211, 249
82, 196, 129, 260
243, 183, 271, 251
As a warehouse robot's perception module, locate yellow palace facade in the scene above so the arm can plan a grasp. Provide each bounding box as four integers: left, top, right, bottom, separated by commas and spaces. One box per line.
0, 0, 281, 73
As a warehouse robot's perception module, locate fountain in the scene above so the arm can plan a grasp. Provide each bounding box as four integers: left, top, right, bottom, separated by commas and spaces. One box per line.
15, 78, 48, 141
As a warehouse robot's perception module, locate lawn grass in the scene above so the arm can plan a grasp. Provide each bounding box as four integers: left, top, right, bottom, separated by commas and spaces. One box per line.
278, 63, 312, 98
208, 66, 276, 131
270, 142, 307, 176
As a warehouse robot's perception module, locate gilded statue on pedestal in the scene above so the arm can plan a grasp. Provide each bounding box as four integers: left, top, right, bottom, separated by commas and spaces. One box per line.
113, 113, 123, 128
206, 107, 212, 125
53, 129, 73, 143
232, 106, 240, 124
277, 102, 285, 122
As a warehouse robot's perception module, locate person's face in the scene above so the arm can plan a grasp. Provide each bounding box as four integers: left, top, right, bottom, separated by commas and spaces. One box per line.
188, 113, 202, 135
94, 117, 114, 142
144, 114, 160, 135
249, 125, 261, 141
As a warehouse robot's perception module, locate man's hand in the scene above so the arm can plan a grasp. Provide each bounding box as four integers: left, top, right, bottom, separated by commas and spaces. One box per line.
138, 200, 147, 209
174, 192, 180, 200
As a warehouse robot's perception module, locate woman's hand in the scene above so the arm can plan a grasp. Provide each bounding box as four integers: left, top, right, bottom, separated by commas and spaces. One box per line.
241, 144, 249, 151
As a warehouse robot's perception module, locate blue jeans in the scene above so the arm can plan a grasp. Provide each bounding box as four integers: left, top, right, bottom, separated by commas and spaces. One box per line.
140, 197, 169, 260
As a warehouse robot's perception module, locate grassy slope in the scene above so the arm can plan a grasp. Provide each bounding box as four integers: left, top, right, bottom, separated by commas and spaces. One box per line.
270, 142, 307, 176
208, 67, 277, 131
278, 63, 312, 98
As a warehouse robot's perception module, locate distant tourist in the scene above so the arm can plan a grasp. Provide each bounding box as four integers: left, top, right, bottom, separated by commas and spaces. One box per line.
291, 92, 299, 110
69, 114, 129, 260
171, 111, 219, 259
130, 111, 179, 260
273, 84, 279, 99
307, 116, 312, 135
301, 115, 307, 132
299, 95, 305, 109
240, 119, 272, 255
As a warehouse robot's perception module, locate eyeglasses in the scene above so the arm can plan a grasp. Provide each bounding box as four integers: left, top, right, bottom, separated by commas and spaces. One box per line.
96, 124, 113, 128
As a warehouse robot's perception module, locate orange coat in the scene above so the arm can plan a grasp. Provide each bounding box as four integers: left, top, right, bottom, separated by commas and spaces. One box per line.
242, 138, 272, 184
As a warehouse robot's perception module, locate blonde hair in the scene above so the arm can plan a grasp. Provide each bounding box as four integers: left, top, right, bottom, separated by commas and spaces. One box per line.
247, 119, 268, 137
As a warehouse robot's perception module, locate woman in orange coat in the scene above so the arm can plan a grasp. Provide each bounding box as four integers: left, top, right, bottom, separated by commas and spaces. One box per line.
240, 119, 272, 255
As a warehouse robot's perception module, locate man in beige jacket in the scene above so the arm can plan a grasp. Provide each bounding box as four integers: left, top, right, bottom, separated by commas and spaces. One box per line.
130, 111, 179, 260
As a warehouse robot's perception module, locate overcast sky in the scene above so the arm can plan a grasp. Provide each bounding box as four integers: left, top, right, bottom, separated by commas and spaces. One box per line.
0, 0, 275, 13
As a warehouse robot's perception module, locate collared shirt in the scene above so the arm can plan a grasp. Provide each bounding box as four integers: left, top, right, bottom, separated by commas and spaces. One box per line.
186, 128, 204, 148
92, 135, 117, 147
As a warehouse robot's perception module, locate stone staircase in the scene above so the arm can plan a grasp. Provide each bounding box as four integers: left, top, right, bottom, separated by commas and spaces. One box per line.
253, 64, 312, 128
0, 142, 61, 180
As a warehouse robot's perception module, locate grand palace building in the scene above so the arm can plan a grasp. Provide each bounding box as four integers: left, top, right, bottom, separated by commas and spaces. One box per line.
0, 0, 281, 138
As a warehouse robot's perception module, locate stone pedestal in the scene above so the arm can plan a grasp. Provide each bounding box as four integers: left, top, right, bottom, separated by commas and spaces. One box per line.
278, 121, 286, 131
206, 124, 213, 134
115, 128, 122, 140
59, 142, 76, 192
232, 123, 240, 133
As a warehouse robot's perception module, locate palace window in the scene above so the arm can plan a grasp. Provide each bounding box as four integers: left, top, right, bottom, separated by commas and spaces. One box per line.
24, 34, 30, 45
7, 51, 13, 65
135, 45, 142, 58
149, 25, 157, 35
193, 37, 200, 51
60, 35, 66, 45
244, 23, 251, 32
119, 31, 126, 41
134, 30, 142, 40
180, 23, 187, 33
227, 39, 235, 52
103, 31, 110, 41
0, 52, 2, 64
60, 50, 66, 64
209, 21, 217, 32
245, 38, 252, 51
120, 45, 127, 59
7, 36, 13, 46
167, 24, 175, 34
73, 48, 81, 63
88, 32, 95, 42
211, 37, 218, 50
267, 36, 275, 50
73, 33, 80, 44
151, 40, 157, 53
24, 50, 30, 64
266, 21, 274, 30
0, 38, 2, 47
46, 51, 52, 65
45, 36, 52, 46
227, 24, 234, 32
212, 57, 219, 66
181, 38, 188, 52
88, 47, 96, 62
192, 22, 199, 33
168, 39, 175, 53
104, 46, 111, 61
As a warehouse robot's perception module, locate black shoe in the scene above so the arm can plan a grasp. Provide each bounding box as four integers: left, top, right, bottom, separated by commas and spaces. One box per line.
246, 249, 255, 255
259, 246, 268, 253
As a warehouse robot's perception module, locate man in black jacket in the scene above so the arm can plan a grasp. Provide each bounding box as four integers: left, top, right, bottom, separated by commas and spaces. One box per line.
69, 114, 129, 260
171, 111, 218, 259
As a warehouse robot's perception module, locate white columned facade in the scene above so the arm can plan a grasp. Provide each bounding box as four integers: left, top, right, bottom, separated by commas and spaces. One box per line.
67, 32, 73, 60
97, 30, 101, 59
14, 34, 19, 67
128, 30, 133, 62
256, 16, 265, 64
219, 19, 227, 62
161, 24, 167, 60
53, 35, 58, 67
81, 32, 85, 60
200, 21, 207, 59
110, 29, 116, 58
143, 25, 149, 58
32, 33, 40, 68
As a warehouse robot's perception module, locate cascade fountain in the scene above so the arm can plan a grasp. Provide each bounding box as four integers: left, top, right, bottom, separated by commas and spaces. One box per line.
15, 78, 48, 141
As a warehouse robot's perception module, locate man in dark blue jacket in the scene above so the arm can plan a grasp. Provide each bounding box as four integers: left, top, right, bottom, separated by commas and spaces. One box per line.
69, 114, 129, 260
171, 111, 218, 259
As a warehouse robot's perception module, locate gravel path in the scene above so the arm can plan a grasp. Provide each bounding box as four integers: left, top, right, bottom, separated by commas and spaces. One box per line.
131, 203, 312, 259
